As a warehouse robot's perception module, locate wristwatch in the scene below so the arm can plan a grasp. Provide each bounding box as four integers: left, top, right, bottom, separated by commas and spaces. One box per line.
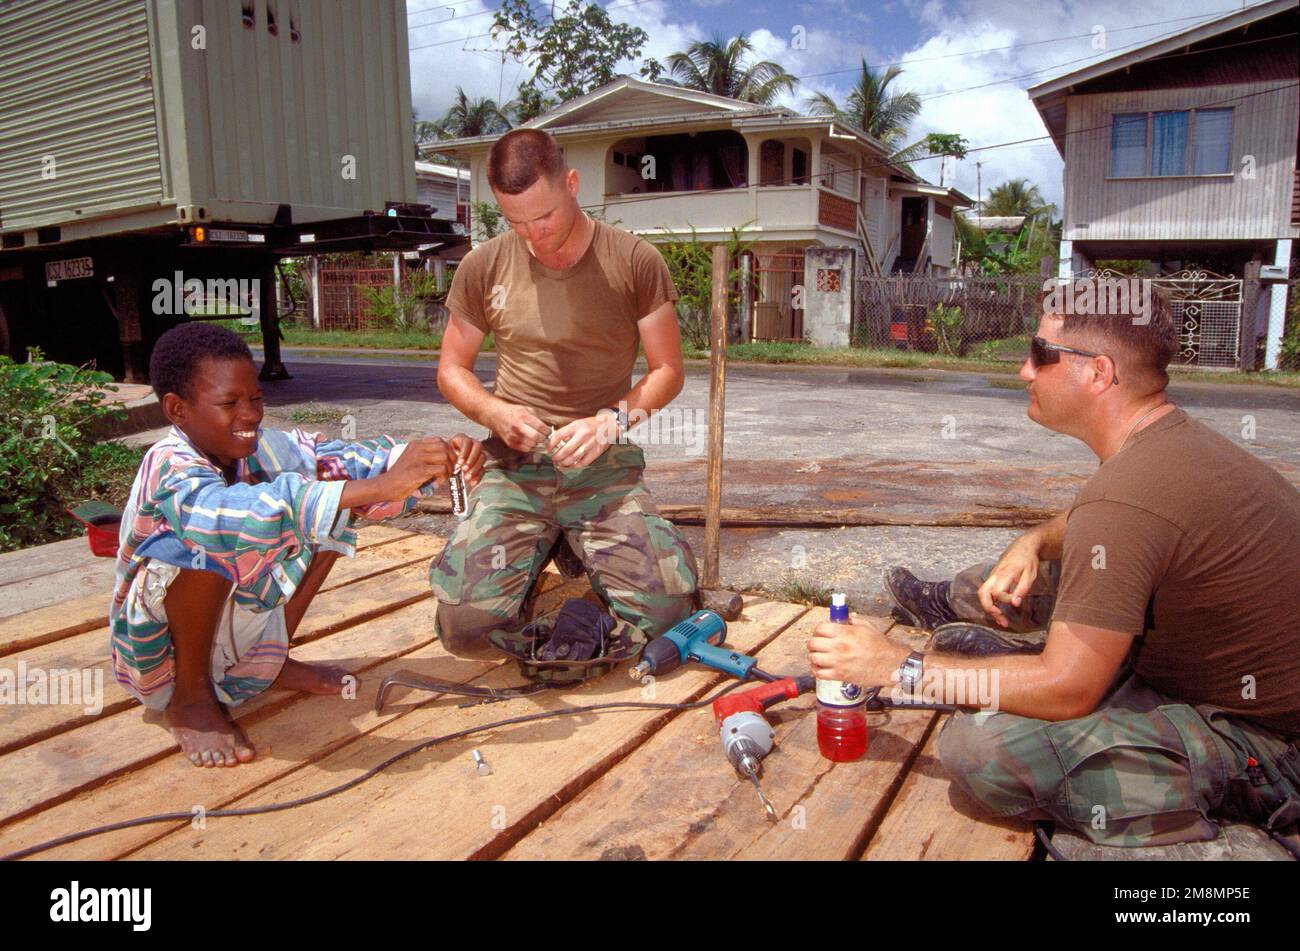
898, 651, 925, 696
597, 406, 628, 441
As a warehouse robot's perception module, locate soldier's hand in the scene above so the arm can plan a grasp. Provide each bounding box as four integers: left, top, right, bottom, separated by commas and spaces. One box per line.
978, 538, 1039, 628
549, 416, 610, 469
491, 402, 549, 453
448, 433, 485, 488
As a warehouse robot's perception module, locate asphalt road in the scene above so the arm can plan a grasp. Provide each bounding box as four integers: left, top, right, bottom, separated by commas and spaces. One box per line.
241, 347, 1298, 609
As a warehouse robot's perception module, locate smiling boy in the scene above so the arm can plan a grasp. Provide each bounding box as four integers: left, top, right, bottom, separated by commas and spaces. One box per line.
111, 323, 484, 767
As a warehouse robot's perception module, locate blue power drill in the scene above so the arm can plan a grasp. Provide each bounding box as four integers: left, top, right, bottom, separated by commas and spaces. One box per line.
627, 609, 756, 681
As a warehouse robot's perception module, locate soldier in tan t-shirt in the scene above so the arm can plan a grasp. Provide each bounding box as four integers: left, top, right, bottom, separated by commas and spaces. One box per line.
429, 128, 698, 661
807, 281, 1300, 851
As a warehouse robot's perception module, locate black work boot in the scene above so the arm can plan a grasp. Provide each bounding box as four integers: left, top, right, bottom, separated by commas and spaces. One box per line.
882, 567, 958, 630
929, 622, 1046, 657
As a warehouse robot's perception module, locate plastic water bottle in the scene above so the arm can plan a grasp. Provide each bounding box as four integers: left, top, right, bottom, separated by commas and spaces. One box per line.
816, 593, 868, 762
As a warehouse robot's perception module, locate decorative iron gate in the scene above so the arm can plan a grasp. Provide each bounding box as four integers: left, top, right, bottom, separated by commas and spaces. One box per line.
1149, 268, 1243, 371
319, 267, 393, 330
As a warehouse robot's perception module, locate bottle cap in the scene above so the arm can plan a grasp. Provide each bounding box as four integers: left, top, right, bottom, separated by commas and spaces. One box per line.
831, 592, 846, 607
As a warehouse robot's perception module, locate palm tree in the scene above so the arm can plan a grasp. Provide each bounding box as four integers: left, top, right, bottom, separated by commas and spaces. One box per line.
983, 178, 1056, 223
437, 87, 511, 138
664, 34, 797, 105
804, 59, 921, 150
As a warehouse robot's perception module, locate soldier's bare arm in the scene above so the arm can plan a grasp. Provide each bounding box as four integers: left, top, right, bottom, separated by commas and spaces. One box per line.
438, 312, 547, 451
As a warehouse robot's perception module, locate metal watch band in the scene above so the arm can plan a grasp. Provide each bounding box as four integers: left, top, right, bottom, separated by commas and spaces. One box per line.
898, 650, 925, 695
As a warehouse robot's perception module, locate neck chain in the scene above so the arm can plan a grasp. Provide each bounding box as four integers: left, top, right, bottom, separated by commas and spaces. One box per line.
1117, 401, 1172, 454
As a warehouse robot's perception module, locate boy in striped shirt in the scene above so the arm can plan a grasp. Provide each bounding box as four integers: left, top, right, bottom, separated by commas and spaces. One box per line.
111, 323, 484, 767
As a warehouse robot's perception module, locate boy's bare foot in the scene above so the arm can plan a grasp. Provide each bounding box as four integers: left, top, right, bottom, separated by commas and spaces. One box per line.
164, 699, 256, 767
274, 657, 352, 695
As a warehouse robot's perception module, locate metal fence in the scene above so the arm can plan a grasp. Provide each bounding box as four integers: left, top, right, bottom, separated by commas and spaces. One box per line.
853, 273, 1042, 355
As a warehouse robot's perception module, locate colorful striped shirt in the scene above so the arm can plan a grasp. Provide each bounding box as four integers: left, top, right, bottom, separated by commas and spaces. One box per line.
109, 426, 433, 703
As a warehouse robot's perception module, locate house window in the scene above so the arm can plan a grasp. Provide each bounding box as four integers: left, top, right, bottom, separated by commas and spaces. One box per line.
820, 154, 855, 198
1109, 108, 1233, 177
1151, 111, 1188, 176
1191, 108, 1233, 174
792, 148, 808, 185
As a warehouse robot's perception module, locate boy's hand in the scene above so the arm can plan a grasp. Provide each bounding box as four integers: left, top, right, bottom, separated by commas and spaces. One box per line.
448, 434, 485, 487
381, 437, 453, 498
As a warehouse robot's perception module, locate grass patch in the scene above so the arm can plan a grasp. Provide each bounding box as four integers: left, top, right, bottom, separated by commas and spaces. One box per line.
236, 324, 1300, 387
288, 403, 347, 424
768, 577, 834, 607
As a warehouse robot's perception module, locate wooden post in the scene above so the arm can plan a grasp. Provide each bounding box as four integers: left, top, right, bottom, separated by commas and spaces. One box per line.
1240, 261, 1262, 372
703, 244, 728, 589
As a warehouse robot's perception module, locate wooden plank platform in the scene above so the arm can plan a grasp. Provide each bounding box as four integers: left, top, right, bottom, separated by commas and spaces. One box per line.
0, 527, 1039, 860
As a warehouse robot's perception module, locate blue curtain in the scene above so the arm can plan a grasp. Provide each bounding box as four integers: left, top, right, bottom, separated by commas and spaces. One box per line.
1110, 113, 1147, 177
1191, 108, 1233, 174
1151, 111, 1189, 176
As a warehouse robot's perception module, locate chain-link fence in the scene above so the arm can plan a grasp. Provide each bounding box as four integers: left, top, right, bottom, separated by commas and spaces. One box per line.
853, 273, 1043, 358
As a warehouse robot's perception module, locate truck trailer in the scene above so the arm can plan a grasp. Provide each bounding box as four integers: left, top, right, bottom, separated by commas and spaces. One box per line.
0, 0, 460, 381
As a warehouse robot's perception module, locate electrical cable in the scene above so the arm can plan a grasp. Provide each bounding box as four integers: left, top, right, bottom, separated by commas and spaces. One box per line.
0, 675, 758, 862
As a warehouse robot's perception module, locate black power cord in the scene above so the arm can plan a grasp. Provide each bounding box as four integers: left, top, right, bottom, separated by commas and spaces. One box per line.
0, 679, 756, 862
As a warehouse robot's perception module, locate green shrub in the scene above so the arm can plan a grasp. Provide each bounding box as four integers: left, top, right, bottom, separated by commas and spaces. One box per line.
0, 351, 142, 552
363, 269, 443, 332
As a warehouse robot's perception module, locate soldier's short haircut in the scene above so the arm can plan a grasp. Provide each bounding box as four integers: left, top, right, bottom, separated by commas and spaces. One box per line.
487, 129, 567, 195
1038, 279, 1179, 391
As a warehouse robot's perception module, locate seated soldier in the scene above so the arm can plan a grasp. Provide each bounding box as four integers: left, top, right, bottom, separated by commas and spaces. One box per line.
807, 281, 1300, 849
111, 323, 484, 767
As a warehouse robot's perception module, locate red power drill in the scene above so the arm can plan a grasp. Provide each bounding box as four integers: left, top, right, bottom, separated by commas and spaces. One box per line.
712, 675, 815, 821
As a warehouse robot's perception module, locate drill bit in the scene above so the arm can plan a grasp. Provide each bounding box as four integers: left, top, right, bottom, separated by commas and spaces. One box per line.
740, 758, 777, 821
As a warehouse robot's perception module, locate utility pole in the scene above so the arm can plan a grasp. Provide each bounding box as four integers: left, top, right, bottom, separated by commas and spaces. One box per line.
976, 161, 983, 216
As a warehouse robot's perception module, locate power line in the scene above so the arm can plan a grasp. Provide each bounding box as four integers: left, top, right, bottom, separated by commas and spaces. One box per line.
796, 7, 1247, 82
409, 0, 655, 51
563, 81, 1298, 212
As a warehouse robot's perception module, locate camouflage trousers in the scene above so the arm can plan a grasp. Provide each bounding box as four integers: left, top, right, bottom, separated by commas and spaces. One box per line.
429, 440, 698, 658
937, 560, 1300, 847
948, 559, 1060, 634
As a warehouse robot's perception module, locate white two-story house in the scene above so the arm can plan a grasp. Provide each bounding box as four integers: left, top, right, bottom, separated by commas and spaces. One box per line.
1028, 0, 1298, 369
424, 78, 970, 343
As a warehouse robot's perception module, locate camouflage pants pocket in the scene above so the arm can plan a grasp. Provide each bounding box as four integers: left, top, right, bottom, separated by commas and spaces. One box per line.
570, 492, 698, 639
1043, 704, 1227, 846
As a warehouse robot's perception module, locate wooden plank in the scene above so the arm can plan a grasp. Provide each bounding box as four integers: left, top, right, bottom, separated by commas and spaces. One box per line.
125, 599, 807, 860
0, 595, 443, 830
0, 561, 118, 621
0, 537, 100, 588
0, 559, 438, 756
503, 615, 937, 860
1050, 823, 1294, 861
0, 630, 502, 861
861, 714, 1035, 860
0, 527, 433, 658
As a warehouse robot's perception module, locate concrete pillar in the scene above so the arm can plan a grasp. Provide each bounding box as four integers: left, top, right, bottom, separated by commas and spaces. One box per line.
804, 245, 855, 348
1057, 240, 1073, 280
1264, 238, 1292, 371
738, 252, 753, 343
433, 257, 447, 294
308, 255, 322, 329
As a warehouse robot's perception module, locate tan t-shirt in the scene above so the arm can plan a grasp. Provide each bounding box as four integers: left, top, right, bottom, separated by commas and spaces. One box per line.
445, 219, 678, 427
1053, 408, 1300, 734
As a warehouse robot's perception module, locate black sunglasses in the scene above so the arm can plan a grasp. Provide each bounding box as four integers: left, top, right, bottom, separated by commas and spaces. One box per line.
1030, 336, 1119, 386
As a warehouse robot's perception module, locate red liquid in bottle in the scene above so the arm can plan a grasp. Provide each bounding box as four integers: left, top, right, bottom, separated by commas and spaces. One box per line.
816, 704, 869, 761
816, 594, 868, 761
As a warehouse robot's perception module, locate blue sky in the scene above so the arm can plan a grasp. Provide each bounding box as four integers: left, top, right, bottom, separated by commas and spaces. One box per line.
407, 0, 1261, 213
